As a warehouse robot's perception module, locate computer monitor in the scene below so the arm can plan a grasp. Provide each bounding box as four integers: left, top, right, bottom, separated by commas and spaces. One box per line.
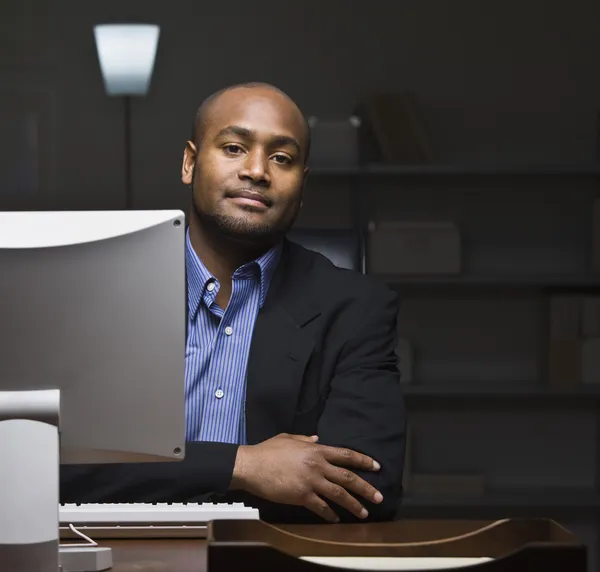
0, 210, 186, 571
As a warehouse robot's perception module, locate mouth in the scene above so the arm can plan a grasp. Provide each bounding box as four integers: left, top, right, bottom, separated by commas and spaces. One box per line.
225, 189, 272, 210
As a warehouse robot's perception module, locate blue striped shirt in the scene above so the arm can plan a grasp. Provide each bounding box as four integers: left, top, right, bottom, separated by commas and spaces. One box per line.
184, 230, 281, 444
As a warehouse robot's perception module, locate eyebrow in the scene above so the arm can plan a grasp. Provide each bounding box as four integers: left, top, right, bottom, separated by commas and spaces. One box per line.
215, 125, 302, 155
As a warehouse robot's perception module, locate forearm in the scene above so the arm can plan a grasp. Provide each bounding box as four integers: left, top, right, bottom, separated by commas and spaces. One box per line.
60, 441, 239, 503
319, 377, 407, 521
317, 285, 406, 522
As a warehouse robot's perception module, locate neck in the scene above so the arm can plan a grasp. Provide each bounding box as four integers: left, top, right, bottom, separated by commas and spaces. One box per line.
187, 209, 273, 290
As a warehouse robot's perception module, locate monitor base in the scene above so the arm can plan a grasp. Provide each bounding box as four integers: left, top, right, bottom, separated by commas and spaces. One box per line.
60, 546, 113, 571
0, 389, 60, 571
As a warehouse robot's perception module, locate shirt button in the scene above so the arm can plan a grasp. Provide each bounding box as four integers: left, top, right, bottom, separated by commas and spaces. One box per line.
215, 389, 224, 399
225, 326, 233, 336
207, 282, 215, 292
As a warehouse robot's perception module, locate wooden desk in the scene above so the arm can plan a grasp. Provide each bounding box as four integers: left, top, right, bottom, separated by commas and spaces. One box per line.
98, 539, 206, 572
75, 522, 440, 571
69, 519, 587, 572
69, 522, 410, 572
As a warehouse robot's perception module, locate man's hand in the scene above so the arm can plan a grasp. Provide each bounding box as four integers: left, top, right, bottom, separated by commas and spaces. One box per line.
229, 433, 383, 522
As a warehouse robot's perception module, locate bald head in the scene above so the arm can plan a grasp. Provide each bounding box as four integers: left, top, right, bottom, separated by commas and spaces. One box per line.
181, 81, 310, 249
191, 82, 311, 164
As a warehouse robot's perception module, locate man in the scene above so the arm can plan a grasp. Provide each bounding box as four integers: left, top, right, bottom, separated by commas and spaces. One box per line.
61, 82, 406, 523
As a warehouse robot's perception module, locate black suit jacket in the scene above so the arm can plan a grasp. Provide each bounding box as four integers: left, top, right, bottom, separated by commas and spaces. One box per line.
60, 238, 407, 523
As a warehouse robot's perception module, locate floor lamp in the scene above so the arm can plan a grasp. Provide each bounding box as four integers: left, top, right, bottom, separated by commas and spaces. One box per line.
93, 24, 160, 209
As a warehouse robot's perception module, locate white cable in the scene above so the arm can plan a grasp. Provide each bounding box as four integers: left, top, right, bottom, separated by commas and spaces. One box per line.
59, 523, 99, 548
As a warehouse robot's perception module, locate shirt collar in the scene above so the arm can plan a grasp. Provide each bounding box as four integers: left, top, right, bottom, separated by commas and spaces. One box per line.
251, 240, 282, 307
186, 229, 281, 319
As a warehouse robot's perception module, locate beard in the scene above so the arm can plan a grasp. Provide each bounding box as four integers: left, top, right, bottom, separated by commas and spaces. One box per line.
192, 194, 300, 248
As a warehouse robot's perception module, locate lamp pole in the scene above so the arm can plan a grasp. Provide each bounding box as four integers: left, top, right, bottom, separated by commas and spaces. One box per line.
93, 23, 160, 210
124, 95, 132, 209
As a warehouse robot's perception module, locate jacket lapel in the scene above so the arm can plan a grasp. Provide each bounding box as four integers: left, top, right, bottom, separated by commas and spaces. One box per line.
245, 240, 321, 444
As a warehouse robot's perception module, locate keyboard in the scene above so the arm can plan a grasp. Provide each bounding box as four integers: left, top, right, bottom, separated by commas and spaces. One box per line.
59, 502, 259, 525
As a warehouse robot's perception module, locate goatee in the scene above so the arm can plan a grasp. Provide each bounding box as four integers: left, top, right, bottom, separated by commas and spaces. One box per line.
192, 206, 295, 248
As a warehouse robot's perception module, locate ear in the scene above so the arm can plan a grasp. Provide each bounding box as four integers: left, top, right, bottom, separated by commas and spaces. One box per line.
301, 166, 310, 188
300, 166, 310, 208
181, 141, 197, 185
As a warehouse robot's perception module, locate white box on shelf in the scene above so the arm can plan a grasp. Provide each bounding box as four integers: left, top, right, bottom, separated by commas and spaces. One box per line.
396, 337, 413, 383
581, 338, 600, 384
367, 221, 461, 275
307, 116, 359, 168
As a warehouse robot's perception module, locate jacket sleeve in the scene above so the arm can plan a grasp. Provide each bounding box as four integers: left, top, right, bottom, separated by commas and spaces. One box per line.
60, 441, 239, 503
316, 283, 407, 522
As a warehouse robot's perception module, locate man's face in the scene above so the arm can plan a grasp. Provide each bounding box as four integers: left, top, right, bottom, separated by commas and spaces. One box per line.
181, 87, 309, 246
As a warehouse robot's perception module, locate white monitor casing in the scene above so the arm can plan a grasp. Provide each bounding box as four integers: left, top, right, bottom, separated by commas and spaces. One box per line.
0, 210, 186, 571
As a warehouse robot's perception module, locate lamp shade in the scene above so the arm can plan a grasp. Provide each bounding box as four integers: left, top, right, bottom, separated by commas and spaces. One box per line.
93, 24, 160, 96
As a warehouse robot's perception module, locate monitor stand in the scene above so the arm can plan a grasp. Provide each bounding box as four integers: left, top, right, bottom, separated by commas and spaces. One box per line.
0, 389, 112, 572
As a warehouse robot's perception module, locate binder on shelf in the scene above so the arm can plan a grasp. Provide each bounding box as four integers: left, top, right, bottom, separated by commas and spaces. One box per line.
549, 296, 581, 337
591, 199, 600, 272
354, 91, 436, 165
367, 221, 461, 275
582, 297, 600, 337
548, 339, 582, 389
581, 338, 600, 384
548, 295, 600, 338
548, 295, 583, 389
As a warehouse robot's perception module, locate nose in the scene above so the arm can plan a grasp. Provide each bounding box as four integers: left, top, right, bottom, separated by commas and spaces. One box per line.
238, 150, 271, 187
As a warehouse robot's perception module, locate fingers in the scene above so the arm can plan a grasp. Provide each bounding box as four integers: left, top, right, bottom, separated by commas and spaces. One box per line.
304, 493, 339, 523
322, 445, 380, 472
315, 479, 369, 520
325, 464, 383, 505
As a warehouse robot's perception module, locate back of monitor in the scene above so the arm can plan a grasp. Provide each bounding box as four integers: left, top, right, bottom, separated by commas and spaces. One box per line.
0, 210, 186, 464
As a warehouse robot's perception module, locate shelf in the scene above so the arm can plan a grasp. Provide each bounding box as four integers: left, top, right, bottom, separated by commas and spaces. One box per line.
402, 385, 600, 403
402, 488, 600, 508
372, 273, 600, 290
364, 163, 600, 177
309, 162, 600, 177
308, 166, 361, 176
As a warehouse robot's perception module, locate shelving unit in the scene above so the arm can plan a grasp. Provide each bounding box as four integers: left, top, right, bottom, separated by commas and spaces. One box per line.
310, 162, 600, 177
402, 384, 600, 400
402, 488, 600, 509
297, 159, 600, 572
378, 274, 600, 286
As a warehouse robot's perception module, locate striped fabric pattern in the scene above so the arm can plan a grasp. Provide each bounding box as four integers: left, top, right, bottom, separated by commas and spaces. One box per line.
184, 230, 281, 444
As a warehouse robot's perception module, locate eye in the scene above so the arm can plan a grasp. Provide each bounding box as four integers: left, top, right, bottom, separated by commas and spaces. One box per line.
223, 144, 244, 155
272, 154, 292, 164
